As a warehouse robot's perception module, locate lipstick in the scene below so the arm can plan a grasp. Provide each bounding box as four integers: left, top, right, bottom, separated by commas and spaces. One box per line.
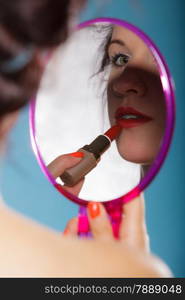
60, 125, 121, 187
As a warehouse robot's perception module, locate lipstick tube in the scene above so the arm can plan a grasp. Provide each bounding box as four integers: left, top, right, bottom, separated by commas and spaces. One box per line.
60, 125, 121, 187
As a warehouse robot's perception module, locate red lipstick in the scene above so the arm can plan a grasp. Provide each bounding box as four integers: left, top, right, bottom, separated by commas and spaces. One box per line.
104, 124, 122, 141
115, 107, 153, 129
60, 125, 121, 187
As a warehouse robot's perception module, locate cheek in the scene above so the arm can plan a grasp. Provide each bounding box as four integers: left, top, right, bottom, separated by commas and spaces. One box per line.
148, 97, 166, 144
116, 122, 164, 164
157, 97, 166, 129
148, 76, 166, 119
107, 86, 122, 125
107, 99, 116, 124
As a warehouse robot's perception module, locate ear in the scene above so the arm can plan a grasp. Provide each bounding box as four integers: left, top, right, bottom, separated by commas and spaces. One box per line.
0, 111, 19, 140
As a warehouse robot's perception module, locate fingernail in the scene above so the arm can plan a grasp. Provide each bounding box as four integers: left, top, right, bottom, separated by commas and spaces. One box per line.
63, 228, 69, 235
68, 151, 84, 158
88, 202, 100, 219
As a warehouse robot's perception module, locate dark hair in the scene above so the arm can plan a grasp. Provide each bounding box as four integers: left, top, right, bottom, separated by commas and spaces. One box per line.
98, 24, 113, 74
88, 23, 113, 101
89, 24, 113, 81
0, 0, 85, 117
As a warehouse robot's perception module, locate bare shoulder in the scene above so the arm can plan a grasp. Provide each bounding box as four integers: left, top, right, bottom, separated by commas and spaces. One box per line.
0, 204, 67, 276
0, 204, 172, 278
75, 239, 173, 278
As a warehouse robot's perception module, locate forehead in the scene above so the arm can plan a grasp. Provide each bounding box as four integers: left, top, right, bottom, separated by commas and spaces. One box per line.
111, 25, 149, 53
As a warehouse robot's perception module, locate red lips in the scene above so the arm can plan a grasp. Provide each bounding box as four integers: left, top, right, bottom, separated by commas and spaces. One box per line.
115, 107, 153, 129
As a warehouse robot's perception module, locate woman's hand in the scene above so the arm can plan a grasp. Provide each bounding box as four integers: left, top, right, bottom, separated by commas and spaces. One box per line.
63, 193, 150, 253
48, 152, 149, 252
47, 151, 84, 196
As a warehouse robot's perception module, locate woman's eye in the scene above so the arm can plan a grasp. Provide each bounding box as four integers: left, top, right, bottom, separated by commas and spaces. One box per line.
110, 53, 130, 67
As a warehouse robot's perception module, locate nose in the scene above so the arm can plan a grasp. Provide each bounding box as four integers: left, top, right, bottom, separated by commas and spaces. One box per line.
111, 67, 147, 98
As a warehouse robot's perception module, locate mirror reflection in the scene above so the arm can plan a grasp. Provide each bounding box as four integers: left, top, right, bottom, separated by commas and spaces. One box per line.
35, 22, 166, 201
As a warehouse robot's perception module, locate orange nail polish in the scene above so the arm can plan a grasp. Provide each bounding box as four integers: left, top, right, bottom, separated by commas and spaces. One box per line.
88, 202, 100, 218
68, 151, 84, 158
63, 228, 68, 235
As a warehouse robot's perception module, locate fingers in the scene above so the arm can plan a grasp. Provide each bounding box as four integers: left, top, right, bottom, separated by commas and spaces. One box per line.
119, 193, 150, 252
47, 152, 84, 179
64, 202, 114, 240
63, 178, 85, 196
63, 194, 149, 252
47, 152, 84, 196
63, 217, 78, 237
87, 202, 114, 241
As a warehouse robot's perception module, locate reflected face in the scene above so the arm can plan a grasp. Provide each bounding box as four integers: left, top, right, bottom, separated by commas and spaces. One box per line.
107, 26, 166, 165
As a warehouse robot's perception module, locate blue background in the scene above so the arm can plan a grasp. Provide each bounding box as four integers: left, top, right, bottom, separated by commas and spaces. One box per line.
1, 0, 185, 277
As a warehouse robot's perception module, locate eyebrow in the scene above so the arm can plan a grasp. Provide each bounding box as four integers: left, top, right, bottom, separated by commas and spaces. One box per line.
108, 39, 125, 48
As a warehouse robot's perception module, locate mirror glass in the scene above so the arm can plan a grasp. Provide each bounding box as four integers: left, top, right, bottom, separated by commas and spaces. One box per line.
31, 19, 174, 203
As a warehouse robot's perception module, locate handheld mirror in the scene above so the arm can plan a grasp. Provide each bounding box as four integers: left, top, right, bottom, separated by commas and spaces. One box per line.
30, 18, 175, 236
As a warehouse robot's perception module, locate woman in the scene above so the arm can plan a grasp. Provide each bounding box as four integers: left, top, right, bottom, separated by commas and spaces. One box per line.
0, 1, 171, 276
46, 25, 171, 277
48, 24, 166, 194
104, 25, 166, 176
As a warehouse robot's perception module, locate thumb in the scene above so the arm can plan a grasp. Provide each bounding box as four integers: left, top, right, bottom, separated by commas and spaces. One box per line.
47, 152, 85, 196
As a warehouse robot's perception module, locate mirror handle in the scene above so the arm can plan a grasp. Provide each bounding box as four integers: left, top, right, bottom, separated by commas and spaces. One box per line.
78, 200, 123, 239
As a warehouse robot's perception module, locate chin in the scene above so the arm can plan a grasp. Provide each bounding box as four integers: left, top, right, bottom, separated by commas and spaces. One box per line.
117, 143, 155, 165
